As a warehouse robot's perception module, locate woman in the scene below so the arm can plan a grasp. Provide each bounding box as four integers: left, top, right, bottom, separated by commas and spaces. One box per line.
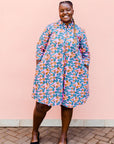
31, 1, 90, 144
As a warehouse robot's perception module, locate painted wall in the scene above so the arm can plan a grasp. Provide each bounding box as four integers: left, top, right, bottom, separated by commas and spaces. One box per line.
0, 0, 114, 120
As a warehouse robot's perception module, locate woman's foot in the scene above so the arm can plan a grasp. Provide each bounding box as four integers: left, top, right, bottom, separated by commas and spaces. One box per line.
58, 133, 67, 144
31, 131, 40, 143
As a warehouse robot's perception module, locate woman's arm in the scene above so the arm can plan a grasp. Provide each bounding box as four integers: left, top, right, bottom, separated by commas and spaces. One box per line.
36, 25, 51, 65
79, 30, 90, 70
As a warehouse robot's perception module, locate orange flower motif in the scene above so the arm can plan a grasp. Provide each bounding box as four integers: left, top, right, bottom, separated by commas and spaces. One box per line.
76, 82, 81, 89
53, 54, 56, 58
50, 73, 53, 77
42, 78, 45, 81
57, 52, 63, 59
57, 67, 61, 74
70, 52, 75, 58
51, 65, 54, 68
60, 29, 65, 33
44, 33, 49, 39
37, 40, 41, 45
58, 39, 64, 45
82, 48, 86, 53
74, 97, 79, 103
68, 45, 71, 49
39, 92, 43, 96
63, 46, 66, 53
56, 96, 60, 103
69, 101, 72, 105
39, 89, 43, 93
79, 69, 84, 75
41, 99, 46, 103
50, 80, 53, 83
41, 85, 45, 89
73, 75, 77, 80
48, 29, 51, 34
39, 78, 43, 82
49, 88, 53, 91
51, 49, 55, 54
56, 81, 61, 88
67, 66, 73, 73
71, 87, 74, 90
84, 76, 88, 82
70, 90, 75, 94
32, 93, 35, 96
50, 76, 55, 81
40, 95, 44, 99
35, 70, 38, 76
46, 68, 50, 75
45, 98, 49, 104
39, 63, 44, 70
42, 71, 45, 74
51, 69, 56, 73
81, 91, 86, 96
65, 80, 71, 87
45, 83, 49, 89
45, 54, 50, 61
35, 84, 38, 90
49, 91, 53, 95
65, 53, 69, 57
63, 94, 68, 100
42, 63, 45, 67
54, 24, 59, 28
65, 60, 68, 63
50, 61, 56, 66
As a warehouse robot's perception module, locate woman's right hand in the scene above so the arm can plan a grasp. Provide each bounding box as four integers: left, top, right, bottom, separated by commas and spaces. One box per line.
36, 60, 41, 66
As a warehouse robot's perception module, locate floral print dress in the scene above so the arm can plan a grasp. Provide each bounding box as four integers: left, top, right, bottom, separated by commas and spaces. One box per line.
32, 19, 90, 108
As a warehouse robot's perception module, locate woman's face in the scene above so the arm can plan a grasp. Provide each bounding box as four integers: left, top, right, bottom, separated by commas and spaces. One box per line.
59, 3, 74, 24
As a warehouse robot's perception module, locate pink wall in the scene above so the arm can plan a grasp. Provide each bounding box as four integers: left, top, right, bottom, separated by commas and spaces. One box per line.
0, 0, 114, 120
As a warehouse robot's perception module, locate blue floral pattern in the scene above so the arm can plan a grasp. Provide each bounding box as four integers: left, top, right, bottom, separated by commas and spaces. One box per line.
32, 20, 90, 108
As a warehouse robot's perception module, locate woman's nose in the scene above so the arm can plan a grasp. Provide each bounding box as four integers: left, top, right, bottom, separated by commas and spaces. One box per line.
63, 10, 67, 14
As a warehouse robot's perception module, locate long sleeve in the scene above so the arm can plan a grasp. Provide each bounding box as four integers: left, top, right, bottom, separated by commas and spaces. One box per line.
36, 25, 51, 61
79, 30, 90, 67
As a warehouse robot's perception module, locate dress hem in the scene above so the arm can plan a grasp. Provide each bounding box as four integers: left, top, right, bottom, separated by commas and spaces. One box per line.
32, 96, 89, 108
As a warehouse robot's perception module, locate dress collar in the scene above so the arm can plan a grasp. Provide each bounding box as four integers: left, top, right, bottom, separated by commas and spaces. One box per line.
58, 19, 74, 29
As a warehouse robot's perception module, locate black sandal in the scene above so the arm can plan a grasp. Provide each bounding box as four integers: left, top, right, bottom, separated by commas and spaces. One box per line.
30, 131, 40, 144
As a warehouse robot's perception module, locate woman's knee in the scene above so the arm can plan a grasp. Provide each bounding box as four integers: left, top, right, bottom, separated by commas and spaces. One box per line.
35, 102, 51, 113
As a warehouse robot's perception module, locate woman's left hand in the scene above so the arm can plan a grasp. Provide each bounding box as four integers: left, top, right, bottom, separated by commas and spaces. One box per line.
84, 64, 89, 70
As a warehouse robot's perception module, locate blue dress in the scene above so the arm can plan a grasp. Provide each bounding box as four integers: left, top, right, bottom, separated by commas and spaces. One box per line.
32, 19, 90, 108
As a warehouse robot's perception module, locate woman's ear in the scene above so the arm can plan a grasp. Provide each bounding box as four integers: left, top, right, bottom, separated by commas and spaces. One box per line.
72, 9, 74, 15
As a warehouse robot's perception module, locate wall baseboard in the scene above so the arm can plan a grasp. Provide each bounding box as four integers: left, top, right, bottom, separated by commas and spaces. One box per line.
0, 119, 114, 127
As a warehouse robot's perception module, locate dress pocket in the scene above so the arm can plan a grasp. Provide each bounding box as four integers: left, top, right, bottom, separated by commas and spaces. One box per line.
82, 61, 88, 73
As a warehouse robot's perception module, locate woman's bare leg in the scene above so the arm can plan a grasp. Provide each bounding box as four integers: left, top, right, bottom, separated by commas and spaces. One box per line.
58, 105, 73, 144
31, 102, 51, 142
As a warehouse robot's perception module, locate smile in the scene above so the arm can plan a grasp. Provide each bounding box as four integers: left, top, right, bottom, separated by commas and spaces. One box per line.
63, 15, 69, 18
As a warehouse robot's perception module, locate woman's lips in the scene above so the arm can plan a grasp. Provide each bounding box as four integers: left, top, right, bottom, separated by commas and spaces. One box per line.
63, 15, 69, 18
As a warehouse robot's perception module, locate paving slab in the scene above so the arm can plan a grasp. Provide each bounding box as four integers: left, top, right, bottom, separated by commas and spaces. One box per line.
0, 127, 114, 144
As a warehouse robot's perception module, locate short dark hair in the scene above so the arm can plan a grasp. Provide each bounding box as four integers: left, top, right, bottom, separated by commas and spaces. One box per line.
59, 1, 73, 8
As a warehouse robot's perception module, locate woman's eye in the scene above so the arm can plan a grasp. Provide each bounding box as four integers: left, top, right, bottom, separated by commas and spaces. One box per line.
60, 8, 71, 12
60, 10, 64, 12
67, 9, 71, 11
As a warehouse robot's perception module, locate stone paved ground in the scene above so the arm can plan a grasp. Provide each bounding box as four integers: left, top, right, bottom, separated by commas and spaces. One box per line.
0, 127, 114, 144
